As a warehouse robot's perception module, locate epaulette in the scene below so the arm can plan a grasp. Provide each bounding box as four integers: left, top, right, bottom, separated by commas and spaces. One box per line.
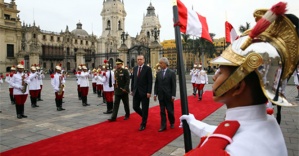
185, 121, 240, 156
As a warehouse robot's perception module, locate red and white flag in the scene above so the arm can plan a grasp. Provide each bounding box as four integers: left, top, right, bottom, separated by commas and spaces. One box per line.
225, 21, 238, 43
177, 0, 212, 43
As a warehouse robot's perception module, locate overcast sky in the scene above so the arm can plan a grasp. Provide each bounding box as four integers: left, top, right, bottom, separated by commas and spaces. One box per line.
9, 0, 299, 41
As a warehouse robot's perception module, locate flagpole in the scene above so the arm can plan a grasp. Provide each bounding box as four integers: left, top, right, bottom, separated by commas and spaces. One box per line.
172, 0, 192, 152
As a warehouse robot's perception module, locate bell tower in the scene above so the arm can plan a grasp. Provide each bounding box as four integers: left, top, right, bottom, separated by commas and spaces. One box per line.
100, 0, 127, 53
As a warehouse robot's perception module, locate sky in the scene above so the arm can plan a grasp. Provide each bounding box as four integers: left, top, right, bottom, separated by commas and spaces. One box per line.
8, 0, 299, 41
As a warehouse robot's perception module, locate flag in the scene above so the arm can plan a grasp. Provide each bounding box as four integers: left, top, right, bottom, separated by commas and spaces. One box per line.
177, 0, 212, 43
225, 21, 238, 43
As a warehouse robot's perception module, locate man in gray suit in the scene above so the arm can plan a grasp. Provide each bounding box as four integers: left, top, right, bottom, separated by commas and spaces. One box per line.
154, 57, 176, 132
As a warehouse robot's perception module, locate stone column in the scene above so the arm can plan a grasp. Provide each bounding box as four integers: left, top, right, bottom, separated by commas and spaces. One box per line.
29, 43, 41, 67
76, 48, 86, 67
118, 44, 128, 67
149, 41, 162, 69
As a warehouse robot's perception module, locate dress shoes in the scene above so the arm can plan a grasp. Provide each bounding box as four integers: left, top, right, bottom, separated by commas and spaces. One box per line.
108, 118, 116, 122
103, 110, 113, 114
158, 127, 166, 132
60, 107, 65, 111
170, 124, 174, 129
37, 99, 43, 101
17, 114, 22, 119
139, 125, 146, 131
124, 116, 129, 120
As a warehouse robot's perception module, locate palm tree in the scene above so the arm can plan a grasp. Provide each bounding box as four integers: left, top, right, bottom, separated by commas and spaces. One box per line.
239, 22, 251, 33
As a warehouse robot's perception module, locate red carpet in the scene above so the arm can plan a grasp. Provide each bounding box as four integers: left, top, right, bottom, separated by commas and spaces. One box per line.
1, 91, 223, 156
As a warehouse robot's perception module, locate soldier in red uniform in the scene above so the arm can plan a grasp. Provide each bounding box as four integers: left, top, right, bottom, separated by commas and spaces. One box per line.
10, 61, 30, 119
5, 66, 16, 104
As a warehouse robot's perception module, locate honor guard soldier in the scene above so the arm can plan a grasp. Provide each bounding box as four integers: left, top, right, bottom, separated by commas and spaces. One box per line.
194, 64, 208, 101
51, 64, 66, 111
91, 68, 97, 94
95, 68, 104, 105
10, 61, 30, 119
108, 58, 130, 121
98, 60, 115, 114
190, 64, 198, 96
180, 3, 298, 155
75, 65, 82, 100
78, 65, 92, 106
36, 65, 45, 101
28, 64, 41, 108
5, 65, 16, 104
99, 65, 107, 103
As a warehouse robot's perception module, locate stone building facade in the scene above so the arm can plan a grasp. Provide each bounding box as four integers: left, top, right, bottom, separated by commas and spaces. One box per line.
0, 0, 163, 72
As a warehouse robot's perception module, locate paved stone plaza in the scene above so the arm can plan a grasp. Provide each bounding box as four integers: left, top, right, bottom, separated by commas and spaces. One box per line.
0, 75, 298, 155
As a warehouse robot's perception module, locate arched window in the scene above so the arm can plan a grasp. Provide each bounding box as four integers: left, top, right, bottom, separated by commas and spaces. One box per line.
118, 21, 122, 30
147, 31, 150, 38
107, 20, 111, 30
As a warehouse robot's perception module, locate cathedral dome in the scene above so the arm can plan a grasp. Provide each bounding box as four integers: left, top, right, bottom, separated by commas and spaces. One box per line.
71, 22, 89, 37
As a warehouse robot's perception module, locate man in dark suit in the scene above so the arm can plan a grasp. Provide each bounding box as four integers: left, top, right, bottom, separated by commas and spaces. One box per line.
131, 55, 153, 131
154, 57, 176, 132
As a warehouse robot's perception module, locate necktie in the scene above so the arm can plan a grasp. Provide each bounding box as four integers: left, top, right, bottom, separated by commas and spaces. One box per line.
137, 66, 141, 77
162, 69, 165, 78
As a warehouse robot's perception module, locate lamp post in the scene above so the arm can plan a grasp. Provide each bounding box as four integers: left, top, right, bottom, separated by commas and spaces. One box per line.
121, 31, 128, 44
151, 27, 160, 41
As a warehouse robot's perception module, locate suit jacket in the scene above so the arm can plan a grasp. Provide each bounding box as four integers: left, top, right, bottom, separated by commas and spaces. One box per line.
131, 65, 153, 97
154, 68, 176, 100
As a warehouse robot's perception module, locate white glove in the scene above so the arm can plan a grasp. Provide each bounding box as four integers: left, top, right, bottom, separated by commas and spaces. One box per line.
179, 114, 217, 137
179, 114, 196, 125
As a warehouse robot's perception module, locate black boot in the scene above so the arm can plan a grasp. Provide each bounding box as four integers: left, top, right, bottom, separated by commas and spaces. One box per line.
78, 92, 82, 100
30, 96, 36, 108
97, 90, 101, 97
16, 105, 22, 119
55, 99, 61, 111
103, 95, 106, 104
10, 94, 15, 105
37, 92, 43, 101
20, 105, 27, 118
59, 99, 65, 110
103, 102, 113, 114
34, 98, 39, 107
93, 86, 96, 94
85, 97, 90, 106
198, 90, 203, 101
82, 96, 86, 106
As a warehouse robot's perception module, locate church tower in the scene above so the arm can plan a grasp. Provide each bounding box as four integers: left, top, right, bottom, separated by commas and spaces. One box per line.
138, 2, 161, 45
99, 0, 127, 54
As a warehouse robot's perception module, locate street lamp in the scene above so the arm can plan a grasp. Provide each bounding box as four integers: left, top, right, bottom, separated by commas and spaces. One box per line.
151, 27, 160, 41
121, 31, 128, 44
